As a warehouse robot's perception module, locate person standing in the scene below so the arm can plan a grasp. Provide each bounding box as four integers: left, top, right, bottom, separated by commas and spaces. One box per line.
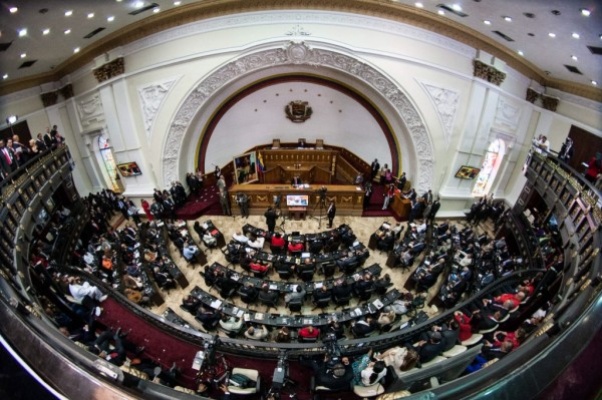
217, 175, 231, 215
264, 206, 278, 232
370, 158, 380, 182
558, 138, 574, 163
0, 139, 16, 175
327, 201, 336, 228
363, 181, 373, 209
236, 193, 249, 218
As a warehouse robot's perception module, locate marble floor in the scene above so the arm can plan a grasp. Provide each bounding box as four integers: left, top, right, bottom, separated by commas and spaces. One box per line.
144, 213, 487, 337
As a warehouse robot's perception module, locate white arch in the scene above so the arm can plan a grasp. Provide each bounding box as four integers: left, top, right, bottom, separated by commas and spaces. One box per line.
162, 41, 434, 192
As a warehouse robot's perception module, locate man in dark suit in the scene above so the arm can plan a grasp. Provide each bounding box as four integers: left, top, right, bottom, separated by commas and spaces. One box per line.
413, 331, 447, 363
291, 175, 302, 186
264, 206, 278, 232
0, 139, 17, 175
370, 159, 380, 181
327, 201, 336, 228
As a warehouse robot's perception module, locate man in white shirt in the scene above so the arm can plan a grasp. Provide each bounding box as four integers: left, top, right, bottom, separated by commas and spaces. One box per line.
68, 276, 107, 303
533, 135, 550, 154
232, 231, 249, 244
182, 242, 200, 261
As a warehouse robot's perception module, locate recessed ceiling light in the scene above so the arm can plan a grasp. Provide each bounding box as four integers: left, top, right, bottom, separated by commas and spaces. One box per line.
18, 28, 27, 37
64, 29, 71, 35
572, 32, 580, 39
87, 13, 95, 19
134, 1, 144, 8
548, 32, 556, 38
571, 55, 578, 61
517, 50, 524, 56
503, 16, 512, 22
415, 2, 424, 8
452, 4, 462, 11
65, 10, 73, 17
107, 16, 115, 22
438, 10, 445, 15
592, 80, 598, 86
74, 47, 80, 54
116, 0, 123, 3
2, 74, 8, 79
153, 7, 160, 13
9, 7, 18, 13
483, 20, 491, 25
580, 8, 591, 17
20, 53, 26, 58
174, 1, 182, 5
42, 28, 50, 35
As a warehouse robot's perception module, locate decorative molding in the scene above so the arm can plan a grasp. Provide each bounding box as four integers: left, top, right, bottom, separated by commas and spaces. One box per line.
285, 24, 311, 36
473, 59, 506, 86
541, 95, 559, 112
162, 42, 434, 192
526, 88, 539, 104
92, 57, 125, 83
545, 87, 602, 113
60, 84, 74, 100
138, 78, 177, 140
494, 97, 521, 133
76, 94, 105, 128
421, 82, 459, 147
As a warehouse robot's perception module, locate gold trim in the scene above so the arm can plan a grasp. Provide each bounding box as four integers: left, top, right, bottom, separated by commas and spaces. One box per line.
1, 0, 600, 101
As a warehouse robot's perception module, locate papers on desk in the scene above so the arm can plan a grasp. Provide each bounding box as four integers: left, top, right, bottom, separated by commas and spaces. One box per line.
383, 223, 391, 230
290, 284, 298, 292
236, 310, 244, 317
303, 318, 313, 325
314, 282, 323, 289
255, 313, 264, 320
231, 274, 240, 281
210, 299, 223, 309
244, 313, 251, 322
202, 223, 209, 230
269, 284, 277, 290
354, 307, 362, 316
372, 299, 384, 310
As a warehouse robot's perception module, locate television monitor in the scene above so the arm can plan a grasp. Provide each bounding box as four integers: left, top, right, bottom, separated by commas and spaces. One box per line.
286, 194, 309, 207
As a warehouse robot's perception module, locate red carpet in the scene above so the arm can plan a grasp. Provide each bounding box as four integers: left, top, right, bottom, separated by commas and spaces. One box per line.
175, 185, 223, 220
362, 182, 402, 221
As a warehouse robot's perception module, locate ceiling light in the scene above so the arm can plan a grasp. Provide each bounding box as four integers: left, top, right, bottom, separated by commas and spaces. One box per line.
107, 16, 115, 22
571, 55, 578, 61
517, 50, 524, 56
548, 32, 556, 38
116, 0, 123, 2
2, 74, 8, 80
65, 10, 73, 17
153, 7, 160, 13
42, 28, 50, 35
64, 29, 71, 35
503, 16, 512, 22
174, 1, 182, 4
9, 7, 18, 13
415, 2, 424, 7
483, 20, 491, 25
18, 28, 27, 37
87, 13, 95, 19
452, 4, 462, 11
592, 80, 598, 86
20, 53, 26, 58
580, 8, 591, 17
134, 1, 144, 8
74, 47, 80, 54
572, 32, 580, 39
438, 10, 445, 15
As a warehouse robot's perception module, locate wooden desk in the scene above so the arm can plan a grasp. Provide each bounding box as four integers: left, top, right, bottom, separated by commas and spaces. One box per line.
229, 184, 364, 216
288, 206, 307, 220
391, 195, 411, 221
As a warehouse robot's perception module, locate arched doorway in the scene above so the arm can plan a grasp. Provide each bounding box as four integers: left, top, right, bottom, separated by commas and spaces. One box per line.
472, 138, 506, 197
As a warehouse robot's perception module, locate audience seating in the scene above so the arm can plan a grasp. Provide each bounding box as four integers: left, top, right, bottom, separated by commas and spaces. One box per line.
228, 367, 260, 396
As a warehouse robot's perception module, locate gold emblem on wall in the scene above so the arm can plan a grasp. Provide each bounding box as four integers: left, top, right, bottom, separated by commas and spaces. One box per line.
285, 100, 313, 123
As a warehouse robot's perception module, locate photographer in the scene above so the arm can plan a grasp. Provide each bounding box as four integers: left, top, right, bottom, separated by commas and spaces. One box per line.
264, 206, 279, 232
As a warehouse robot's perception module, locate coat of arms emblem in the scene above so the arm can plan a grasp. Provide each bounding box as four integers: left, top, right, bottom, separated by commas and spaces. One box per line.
285, 100, 312, 123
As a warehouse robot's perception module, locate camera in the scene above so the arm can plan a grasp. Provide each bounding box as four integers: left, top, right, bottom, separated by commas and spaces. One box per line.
323, 332, 342, 364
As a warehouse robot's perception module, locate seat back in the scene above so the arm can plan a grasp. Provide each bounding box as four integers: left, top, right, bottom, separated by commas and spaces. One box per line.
289, 299, 303, 312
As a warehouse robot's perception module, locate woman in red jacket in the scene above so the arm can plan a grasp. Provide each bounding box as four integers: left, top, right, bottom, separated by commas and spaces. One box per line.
454, 311, 473, 342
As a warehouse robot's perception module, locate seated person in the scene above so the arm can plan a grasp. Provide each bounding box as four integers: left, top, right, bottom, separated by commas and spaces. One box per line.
305, 354, 354, 391
181, 295, 202, 315
332, 280, 352, 301
285, 285, 306, 305
195, 307, 222, 331
238, 282, 258, 302
219, 315, 243, 335
494, 291, 525, 309
232, 231, 249, 244
88, 328, 142, 366
352, 349, 387, 386
373, 274, 392, 295
258, 283, 279, 306
298, 325, 320, 340
274, 326, 292, 343
247, 235, 265, 250
326, 320, 345, 340
377, 307, 397, 328
313, 286, 331, 306
411, 330, 446, 363
67, 276, 108, 304
202, 231, 217, 247
249, 260, 270, 275
481, 340, 514, 361
288, 240, 304, 253
182, 241, 200, 262
244, 324, 269, 340
271, 233, 286, 249
351, 317, 378, 338
454, 311, 474, 342
153, 266, 176, 289
375, 346, 420, 373
353, 273, 374, 298
291, 175, 303, 186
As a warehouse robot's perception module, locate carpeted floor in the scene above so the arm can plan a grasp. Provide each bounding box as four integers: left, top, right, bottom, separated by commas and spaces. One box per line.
175, 185, 221, 220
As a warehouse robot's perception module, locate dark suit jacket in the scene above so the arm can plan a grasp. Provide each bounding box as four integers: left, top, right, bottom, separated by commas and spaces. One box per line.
327, 204, 336, 219
0, 147, 16, 174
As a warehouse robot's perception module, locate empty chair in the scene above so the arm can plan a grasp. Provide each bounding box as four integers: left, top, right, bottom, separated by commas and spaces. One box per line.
288, 298, 303, 313
227, 368, 260, 396
334, 293, 351, 308
299, 269, 315, 282
353, 382, 385, 398
277, 265, 293, 280
312, 296, 330, 311
320, 261, 336, 278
